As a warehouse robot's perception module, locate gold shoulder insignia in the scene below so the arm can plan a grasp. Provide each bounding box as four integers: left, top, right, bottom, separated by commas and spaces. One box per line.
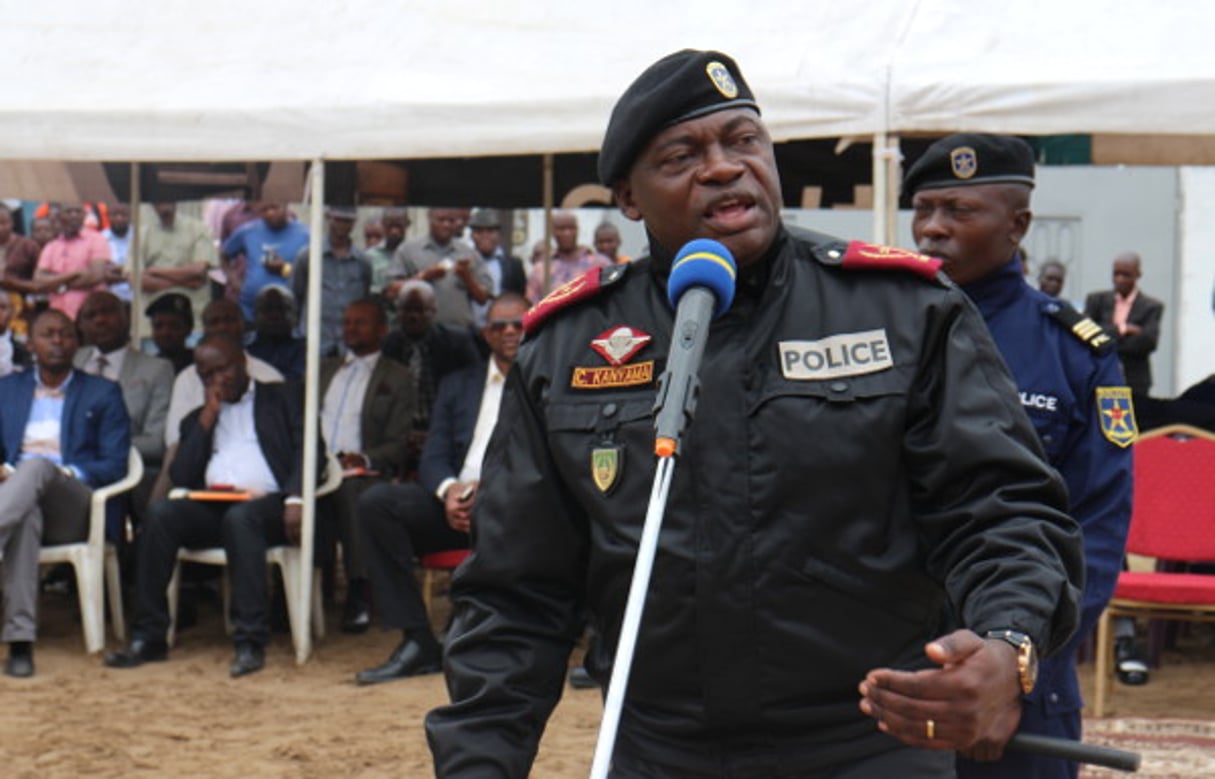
1044, 301, 1114, 354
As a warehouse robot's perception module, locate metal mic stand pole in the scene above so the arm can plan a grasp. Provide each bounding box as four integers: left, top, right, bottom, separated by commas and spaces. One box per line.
588, 452, 677, 779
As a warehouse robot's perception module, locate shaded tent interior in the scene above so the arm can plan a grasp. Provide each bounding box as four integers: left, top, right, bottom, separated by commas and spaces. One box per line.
87, 139, 946, 211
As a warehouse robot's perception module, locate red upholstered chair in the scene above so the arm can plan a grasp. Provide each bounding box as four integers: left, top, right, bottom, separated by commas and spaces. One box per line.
419, 549, 470, 622
1093, 424, 1215, 716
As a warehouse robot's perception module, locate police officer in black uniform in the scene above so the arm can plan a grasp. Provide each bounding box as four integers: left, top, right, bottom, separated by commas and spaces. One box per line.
905, 134, 1134, 779
426, 50, 1084, 778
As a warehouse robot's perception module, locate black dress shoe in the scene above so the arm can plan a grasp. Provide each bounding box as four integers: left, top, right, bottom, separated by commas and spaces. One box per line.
341, 596, 371, 634
355, 638, 441, 685
230, 643, 265, 678
104, 639, 169, 669
568, 666, 599, 689
1115, 637, 1150, 686
5, 643, 33, 678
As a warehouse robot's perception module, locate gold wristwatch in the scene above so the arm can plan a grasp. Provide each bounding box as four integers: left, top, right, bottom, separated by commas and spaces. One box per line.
984, 629, 1038, 695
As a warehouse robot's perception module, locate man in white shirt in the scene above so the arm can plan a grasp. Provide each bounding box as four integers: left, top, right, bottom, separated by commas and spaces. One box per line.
353, 293, 526, 685
106, 334, 314, 678
317, 299, 415, 633
164, 298, 283, 448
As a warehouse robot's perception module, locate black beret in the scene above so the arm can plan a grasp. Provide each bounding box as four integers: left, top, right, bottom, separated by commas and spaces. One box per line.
903, 133, 1036, 196
144, 292, 194, 329
598, 49, 759, 186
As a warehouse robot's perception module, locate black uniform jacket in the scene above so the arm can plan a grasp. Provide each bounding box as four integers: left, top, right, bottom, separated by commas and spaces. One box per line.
427, 227, 1083, 777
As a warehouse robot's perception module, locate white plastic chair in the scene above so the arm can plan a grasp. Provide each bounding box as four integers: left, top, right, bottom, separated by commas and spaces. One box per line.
39, 447, 143, 653
166, 453, 341, 648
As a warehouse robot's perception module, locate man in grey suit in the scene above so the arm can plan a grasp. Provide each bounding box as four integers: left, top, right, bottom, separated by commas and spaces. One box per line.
75, 290, 174, 524
318, 298, 416, 633
1084, 251, 1165, 396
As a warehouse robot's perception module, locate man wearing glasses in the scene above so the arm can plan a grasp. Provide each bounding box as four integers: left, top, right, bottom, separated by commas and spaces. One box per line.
352, 293, 527, 685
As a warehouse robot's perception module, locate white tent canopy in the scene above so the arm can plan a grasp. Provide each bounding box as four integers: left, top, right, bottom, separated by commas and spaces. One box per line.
5, 1, 1215, 164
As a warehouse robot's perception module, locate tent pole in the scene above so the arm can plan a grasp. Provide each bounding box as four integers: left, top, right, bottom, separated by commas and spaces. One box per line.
298, 158, 325, 665
542, 153, 553, 296
871, 132, 902, 246
128, 163, 142, 345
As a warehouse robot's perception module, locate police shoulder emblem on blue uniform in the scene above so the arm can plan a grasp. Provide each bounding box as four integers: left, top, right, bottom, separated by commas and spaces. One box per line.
1096, 386, 1138, 448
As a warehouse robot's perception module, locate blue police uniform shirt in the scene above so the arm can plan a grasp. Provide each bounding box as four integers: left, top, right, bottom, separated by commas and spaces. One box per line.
960, 256, 1134, 773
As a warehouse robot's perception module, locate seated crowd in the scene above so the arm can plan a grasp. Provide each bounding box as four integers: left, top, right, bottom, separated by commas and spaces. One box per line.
0, 197, 616, 682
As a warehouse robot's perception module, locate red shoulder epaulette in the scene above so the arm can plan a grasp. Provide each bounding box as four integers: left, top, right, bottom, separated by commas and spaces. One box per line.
840, 241, 942, 281
523, 265, 614, 334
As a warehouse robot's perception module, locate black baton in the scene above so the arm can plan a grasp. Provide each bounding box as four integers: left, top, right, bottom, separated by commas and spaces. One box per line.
1007, 732, 1141, 772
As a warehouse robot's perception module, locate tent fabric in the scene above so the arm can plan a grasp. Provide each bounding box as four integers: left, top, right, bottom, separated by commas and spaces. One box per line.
6, 1, 1215, 163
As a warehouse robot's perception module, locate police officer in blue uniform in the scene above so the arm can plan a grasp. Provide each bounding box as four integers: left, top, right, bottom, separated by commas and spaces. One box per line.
906, 133, 1135, 779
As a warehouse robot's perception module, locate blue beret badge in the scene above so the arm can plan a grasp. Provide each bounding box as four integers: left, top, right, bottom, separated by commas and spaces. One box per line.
950, 146, 977, 179
706, 61, 739, 99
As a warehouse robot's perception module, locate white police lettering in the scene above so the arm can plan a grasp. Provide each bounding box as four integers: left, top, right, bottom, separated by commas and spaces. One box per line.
779, 329, 893, 380
1019, 391, 1059, 412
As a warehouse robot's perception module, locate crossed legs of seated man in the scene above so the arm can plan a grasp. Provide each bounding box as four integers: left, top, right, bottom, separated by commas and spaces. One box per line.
0, 459, 90, 677
355, 480, 469, 685
104, 493, 287, 677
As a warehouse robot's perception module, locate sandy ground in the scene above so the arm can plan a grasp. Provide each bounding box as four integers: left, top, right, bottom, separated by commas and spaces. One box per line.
2, 585, 1212, 778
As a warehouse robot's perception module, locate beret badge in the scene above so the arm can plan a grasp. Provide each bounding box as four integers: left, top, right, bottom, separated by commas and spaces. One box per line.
949, 147, 977, 179
706, 61, 739, 99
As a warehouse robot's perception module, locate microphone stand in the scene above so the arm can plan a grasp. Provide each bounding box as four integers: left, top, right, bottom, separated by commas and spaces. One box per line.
589, 286, 715, 779
588, 453, 676, 779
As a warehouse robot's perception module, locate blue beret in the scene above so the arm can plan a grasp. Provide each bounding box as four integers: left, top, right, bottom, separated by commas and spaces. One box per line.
903, 133, 1036, 195
598, 49, 759, 186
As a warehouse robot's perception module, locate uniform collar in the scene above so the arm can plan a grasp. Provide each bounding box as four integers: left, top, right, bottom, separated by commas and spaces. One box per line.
960, 255, 1027, 318
647, 226, 787, 296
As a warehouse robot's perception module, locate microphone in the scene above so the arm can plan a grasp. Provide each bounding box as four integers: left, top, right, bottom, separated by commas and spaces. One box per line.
652, 239, 737, 458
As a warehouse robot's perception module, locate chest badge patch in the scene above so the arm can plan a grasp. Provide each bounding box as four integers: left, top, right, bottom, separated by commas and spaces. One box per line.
592, 446, 622, 494
571, 361, 655, 389
779, 329, 893, 380
591, 326, 652, 366
1096, 386, 1138, 448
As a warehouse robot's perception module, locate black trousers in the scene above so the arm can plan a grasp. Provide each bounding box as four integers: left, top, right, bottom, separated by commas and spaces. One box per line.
358, 481, 468, 633
131, 494, 287, 647
611, 744, 954, 778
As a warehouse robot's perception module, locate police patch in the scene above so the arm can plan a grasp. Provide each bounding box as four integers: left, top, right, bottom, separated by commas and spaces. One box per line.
572, 361, 655, 389
591, 326, 651, 366
591, 446, 622, 494
1096, 386, 1137, 448
950, 146, 977, 179
706, 61, 739, 99
779, 329, 893, 380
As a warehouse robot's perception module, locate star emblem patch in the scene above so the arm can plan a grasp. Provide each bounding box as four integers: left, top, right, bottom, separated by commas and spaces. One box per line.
590, 326, 652, 366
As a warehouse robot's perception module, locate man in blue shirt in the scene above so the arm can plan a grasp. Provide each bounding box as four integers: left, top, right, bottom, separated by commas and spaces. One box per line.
906, 133, 1134, 779
221, 202, 309, 322
0, 309, 130, 677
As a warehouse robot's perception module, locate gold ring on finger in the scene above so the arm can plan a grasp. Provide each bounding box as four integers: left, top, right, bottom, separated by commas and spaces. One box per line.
925, 719, 935, 740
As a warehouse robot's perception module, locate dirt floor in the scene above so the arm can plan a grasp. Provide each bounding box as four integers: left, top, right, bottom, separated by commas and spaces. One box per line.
2, 587, 1212, 778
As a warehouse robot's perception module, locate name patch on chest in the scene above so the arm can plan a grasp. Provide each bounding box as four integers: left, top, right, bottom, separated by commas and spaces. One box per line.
571, 360, 655, 389
779, 329, 893, 380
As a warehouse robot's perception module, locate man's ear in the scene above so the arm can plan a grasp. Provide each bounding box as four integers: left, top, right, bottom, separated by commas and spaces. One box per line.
1011, 208, 1032, 246
612, 180, 643, 222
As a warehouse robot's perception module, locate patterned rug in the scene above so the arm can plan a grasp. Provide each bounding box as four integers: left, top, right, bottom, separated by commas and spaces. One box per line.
1080, 718, 1215, 778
